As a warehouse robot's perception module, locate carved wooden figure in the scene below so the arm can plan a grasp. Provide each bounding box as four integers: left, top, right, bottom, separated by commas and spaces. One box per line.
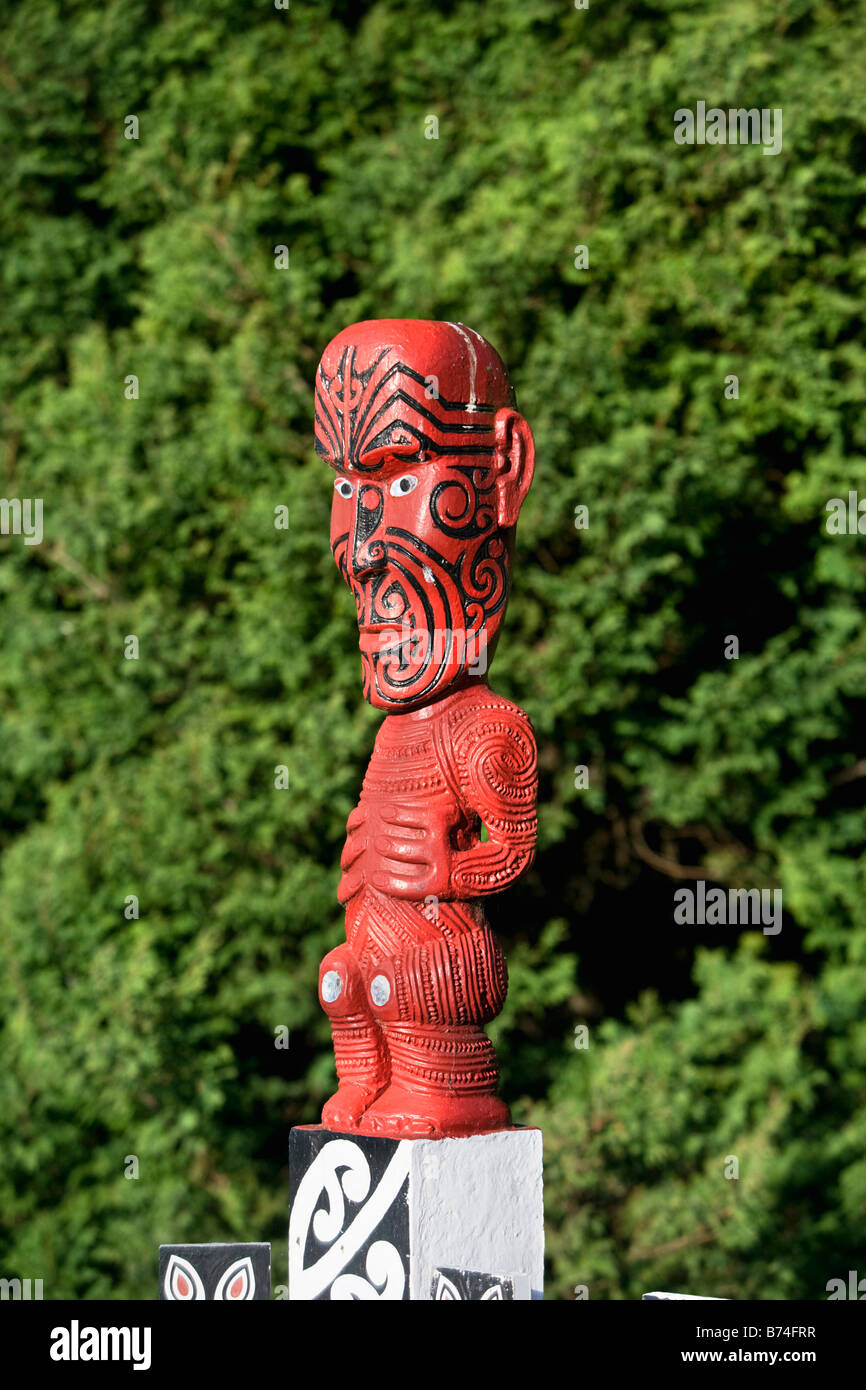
314, 319, 537, 1139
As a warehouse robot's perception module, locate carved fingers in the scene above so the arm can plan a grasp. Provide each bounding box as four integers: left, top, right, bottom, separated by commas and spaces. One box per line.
369, 803, 451, 899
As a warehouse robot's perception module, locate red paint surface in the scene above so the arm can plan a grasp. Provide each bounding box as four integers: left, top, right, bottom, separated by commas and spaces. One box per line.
315, 320, 538, 1138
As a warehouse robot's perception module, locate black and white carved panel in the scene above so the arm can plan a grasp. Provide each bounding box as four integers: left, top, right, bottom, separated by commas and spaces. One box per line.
430, 1266, 523, 1300
289, 1129, 410, 1300
159, 1243, 270, 1300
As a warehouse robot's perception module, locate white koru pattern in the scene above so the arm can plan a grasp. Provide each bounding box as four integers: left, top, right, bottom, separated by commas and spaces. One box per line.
289, 1138, 410, 1300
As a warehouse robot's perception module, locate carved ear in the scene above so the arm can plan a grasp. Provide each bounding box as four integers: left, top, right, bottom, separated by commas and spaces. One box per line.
164, 1254, 204, 1301
215, 1255, 256, 1301
492, 409, 535, 528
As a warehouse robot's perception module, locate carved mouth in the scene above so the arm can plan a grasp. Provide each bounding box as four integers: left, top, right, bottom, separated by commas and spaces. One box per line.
358, 623, 411, 653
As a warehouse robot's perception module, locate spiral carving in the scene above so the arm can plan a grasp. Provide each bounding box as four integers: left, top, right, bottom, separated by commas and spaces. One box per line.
451, 703, 538, 841
430, 466, 497, 538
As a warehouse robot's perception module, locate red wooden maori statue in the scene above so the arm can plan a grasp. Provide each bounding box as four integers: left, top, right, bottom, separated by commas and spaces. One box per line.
314, 319, 537, 1138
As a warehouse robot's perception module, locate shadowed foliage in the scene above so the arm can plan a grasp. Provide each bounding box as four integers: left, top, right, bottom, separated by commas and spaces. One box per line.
0, 0, 864, 1298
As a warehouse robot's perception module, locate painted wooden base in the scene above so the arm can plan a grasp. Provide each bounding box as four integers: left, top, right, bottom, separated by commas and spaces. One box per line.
288, 1125, 543, 1300
159, 1243, 270, 1300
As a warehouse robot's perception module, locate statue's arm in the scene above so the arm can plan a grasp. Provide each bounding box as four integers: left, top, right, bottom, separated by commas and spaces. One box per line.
448, 703, 538, 899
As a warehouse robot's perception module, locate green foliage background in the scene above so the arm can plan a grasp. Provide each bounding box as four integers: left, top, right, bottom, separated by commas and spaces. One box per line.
1, 0, 864, 1300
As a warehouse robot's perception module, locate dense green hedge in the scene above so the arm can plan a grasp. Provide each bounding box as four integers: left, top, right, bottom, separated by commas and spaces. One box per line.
1, 0, 864, 1299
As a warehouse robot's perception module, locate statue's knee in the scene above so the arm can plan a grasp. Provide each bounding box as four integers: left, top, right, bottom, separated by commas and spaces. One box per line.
363, 958, 400, 1022
318, 945, 366, 1017
362, 931, 506, 1026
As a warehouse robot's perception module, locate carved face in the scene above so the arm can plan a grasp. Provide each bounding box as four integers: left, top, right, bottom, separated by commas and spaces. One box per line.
315, 320, 534, 712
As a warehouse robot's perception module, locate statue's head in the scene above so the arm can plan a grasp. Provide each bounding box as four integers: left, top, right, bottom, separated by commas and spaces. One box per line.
315, 319, 534, 712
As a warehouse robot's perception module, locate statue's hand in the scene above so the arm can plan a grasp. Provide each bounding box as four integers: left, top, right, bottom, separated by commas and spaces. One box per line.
368, 803, 453, 899
449, 838, 535, 898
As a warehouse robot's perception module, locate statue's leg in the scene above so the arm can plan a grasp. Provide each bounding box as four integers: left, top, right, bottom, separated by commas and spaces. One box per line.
355, 922, 511, 1139
318, 943, 389, 1131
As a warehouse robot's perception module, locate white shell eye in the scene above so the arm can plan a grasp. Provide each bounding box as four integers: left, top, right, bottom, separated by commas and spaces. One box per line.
334, 478, 354, 499
389, 474, 418, 497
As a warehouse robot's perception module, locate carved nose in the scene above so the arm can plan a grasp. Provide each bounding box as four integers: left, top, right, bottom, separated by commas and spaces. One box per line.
352, 546, 387, 579
352, 485, 386, 577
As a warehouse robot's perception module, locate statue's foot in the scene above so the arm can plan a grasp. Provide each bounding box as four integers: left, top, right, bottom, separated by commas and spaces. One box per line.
321, 1081, 385, 1132
356, 1086, 511, 1139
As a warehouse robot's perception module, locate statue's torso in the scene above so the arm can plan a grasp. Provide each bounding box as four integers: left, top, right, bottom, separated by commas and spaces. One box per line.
338, 685, 479, 913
